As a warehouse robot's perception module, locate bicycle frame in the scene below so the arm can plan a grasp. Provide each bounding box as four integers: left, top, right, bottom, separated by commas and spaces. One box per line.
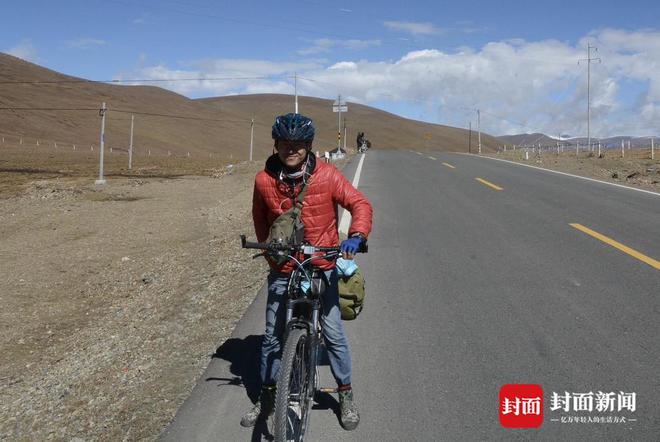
284, 252, 335, 329
239, 235, 365, 441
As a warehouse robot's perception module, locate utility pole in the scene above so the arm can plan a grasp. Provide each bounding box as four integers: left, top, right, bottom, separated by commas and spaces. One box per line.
128, 114, 134, 170
579, 43, 601, 152
468, 121, 472, 153
343, 117, 347, 151
337, 94, 342, 151
249, 117, 254, 161
294, 72, 298, 114
652, 137, 655, 160
95, 102, 107, 185
477, 109, 482, 154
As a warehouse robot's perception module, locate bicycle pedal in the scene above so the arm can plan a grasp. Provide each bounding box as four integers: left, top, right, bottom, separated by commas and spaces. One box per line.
318, 387, 338, 393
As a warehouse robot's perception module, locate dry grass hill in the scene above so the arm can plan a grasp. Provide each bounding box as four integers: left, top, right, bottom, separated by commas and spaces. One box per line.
0, 52, 499, 185
198, 94, 500, 155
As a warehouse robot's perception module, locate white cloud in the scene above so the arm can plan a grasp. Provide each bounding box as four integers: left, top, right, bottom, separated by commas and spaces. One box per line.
344, 39, 381, 50
116, 29, 660, 137
193, 58, 322, 77
298, 39, 335, 55
298, 38, 380, 55
383, 21, 444, 35
116, 58, 323, 97
5, 40, 38, 62
67, 38, 107, 50
329, 61, 358, 70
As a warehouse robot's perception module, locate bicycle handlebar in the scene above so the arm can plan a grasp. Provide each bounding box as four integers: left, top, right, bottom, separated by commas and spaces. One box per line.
240, 235, 368, 254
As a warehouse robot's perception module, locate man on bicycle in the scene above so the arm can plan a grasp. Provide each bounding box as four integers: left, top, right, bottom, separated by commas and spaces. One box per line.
356, 131, 364, 150
241, 113, 373, 431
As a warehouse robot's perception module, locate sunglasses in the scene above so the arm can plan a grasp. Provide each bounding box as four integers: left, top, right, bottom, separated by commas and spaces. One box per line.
276, 141, 310, 150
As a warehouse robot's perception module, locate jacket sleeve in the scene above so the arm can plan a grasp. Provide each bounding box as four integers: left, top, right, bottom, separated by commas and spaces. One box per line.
332, 167, 373, 238
252, 177, 270, 243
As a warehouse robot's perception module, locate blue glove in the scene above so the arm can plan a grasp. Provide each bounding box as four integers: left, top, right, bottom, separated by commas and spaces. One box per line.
340, 236, 363, 254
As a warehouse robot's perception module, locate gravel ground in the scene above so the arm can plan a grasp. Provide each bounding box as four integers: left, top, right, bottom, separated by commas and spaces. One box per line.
1, 147, 656, 441
488, 149, 660, 192
0, 162, 268, 440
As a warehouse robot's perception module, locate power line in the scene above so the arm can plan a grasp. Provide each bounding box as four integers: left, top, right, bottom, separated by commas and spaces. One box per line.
0, 106, 251, 123
0, 76, 275, 85
104, 0, 378, 43
112, 108, 250, 123
0, 107, 99, 111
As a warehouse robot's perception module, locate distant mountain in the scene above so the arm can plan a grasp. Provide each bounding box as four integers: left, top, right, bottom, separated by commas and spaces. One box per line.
0, 53, 500, 159
497, 133, 557, 147
498, 133, 657, 149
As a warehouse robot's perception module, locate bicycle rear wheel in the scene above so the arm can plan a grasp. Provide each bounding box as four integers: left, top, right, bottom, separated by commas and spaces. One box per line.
274, 327, 315, 442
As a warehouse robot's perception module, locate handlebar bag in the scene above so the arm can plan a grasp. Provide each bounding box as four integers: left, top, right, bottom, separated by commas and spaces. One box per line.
338, 267, 365, 320
267, 182, 308, 265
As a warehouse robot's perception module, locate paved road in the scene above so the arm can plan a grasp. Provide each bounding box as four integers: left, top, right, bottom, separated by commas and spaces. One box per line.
161, 149, 659, 441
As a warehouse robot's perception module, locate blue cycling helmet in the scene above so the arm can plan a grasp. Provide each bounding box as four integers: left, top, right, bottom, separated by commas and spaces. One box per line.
272, 113, 315, 141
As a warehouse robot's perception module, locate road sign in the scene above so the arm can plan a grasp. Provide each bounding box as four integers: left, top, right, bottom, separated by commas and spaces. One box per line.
332, 105, 348, 112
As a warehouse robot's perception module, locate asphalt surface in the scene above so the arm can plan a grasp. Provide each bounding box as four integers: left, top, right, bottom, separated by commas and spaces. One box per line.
160, 149, 660, 441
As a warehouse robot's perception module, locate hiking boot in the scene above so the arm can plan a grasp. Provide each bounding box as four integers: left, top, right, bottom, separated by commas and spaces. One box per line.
240, 386, 275, 427
338, 388, 360, 431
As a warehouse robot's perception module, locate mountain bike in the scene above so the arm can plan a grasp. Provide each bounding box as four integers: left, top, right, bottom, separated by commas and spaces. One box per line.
240, 235, 366, 442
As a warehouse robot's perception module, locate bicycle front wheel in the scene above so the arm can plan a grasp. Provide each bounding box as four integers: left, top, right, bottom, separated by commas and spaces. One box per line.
274, 327, 315, 442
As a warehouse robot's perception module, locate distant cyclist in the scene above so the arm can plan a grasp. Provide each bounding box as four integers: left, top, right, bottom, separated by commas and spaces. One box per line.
356, 131, 364, 150
241, 113, 373, 431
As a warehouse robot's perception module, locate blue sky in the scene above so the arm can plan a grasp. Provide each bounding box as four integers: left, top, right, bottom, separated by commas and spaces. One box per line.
3, 0, 660, 137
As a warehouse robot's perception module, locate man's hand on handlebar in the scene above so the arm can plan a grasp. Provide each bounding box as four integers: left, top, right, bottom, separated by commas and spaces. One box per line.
340, 237, 361, 259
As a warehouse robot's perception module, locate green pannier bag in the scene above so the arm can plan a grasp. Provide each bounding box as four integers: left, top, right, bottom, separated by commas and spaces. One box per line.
338, 267, 366, 320
267, 183, 308, 265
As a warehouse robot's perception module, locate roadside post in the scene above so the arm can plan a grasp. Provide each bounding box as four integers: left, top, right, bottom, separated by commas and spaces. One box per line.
477, 109, 481, 154
128, 114, 134, 170
343, 118, 347, 151
332, 96, 347, 155
652, 138, 655, 160
249, 117, 254, 161
95, 102, 107, 185
468, 121, 472, 153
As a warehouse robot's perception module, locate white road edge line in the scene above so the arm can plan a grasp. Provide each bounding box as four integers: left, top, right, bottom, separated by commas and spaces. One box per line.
339, 153, 366, 234
456, 153, 660, 197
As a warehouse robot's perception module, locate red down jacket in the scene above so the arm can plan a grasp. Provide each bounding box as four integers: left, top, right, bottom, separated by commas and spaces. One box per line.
252, 153, 373, 273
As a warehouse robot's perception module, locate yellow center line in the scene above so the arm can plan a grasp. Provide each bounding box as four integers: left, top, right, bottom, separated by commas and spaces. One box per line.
570, 223, 660, 270
442, 162, 455, 169
475, 177, 503, 190
429, 156, 437, 160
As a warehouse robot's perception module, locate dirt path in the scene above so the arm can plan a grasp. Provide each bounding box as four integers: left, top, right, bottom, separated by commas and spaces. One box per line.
1, 164, 267, 440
